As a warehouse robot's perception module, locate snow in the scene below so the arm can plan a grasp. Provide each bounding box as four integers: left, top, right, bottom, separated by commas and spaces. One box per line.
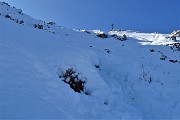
0, 1, 180, 119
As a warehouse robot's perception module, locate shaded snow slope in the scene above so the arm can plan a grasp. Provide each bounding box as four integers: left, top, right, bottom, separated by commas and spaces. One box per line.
0, 2, 180, 119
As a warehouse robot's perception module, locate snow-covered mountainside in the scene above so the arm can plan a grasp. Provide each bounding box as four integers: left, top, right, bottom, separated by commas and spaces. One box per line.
0, 1, 180, 119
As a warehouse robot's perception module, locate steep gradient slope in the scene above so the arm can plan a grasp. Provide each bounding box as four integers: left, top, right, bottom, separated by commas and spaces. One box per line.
0, 2, 180, 119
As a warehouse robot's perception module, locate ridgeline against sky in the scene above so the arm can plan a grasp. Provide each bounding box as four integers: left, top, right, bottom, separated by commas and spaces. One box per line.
3, 0, 180, 33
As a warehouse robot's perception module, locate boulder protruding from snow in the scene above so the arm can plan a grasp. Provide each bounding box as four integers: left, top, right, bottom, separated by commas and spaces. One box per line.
97, 33, 108, 39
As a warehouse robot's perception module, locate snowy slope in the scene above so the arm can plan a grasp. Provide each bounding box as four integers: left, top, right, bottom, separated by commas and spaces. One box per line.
0, 2, 180, 119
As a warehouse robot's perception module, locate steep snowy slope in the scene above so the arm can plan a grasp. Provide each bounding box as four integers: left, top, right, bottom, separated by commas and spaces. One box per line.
0, 2, 180, 119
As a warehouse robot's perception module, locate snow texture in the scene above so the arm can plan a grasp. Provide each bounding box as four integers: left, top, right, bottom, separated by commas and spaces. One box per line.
0, 2, 180, 119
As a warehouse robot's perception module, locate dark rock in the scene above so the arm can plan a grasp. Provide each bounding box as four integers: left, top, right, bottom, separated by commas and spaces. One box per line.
5, 14, 11, 18
83, 30, 91, 34
160, 55, 167, 60
95, 65, 100, 68
97, 33, 108, 39
19, 20, 24, 24
169, 60, 178, 63
150, 49, 155, 52
47, 21, 56, 25
34, 24, 43, 29
105, 49, 111, 53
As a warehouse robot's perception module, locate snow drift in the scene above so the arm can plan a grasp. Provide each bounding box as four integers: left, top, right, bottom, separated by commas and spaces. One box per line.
0, 1, 180, 119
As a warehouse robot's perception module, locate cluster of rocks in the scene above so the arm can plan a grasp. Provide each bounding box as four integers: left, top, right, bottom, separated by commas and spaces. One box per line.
166, 43, 180, 51
96, 33, 128, 41
0, 2, 59, 35
150, 48, 180, 63
82, 30, 128, 41
3, 14, 24, 25
1, 1, 10, 7
2, 12, 56, 34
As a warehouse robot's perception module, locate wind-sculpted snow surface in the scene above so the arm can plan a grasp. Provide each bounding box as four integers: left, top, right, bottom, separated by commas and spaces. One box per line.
0, 1, 180, 119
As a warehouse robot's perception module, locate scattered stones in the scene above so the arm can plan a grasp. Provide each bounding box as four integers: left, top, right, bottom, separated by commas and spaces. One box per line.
105, 49, 111, 53
166, 43, 180, 51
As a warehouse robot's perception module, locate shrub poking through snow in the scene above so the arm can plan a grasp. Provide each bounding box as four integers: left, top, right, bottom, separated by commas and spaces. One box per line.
59, 68, 86, 94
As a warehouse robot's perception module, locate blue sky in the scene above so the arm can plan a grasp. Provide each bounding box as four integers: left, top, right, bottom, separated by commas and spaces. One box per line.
2, 0, 180, 33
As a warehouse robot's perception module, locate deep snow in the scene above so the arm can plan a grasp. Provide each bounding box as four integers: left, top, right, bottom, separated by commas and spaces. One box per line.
0, 1, 180, 119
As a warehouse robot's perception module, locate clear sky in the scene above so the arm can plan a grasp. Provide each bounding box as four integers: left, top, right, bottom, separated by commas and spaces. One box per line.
2, 0, 180, 33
